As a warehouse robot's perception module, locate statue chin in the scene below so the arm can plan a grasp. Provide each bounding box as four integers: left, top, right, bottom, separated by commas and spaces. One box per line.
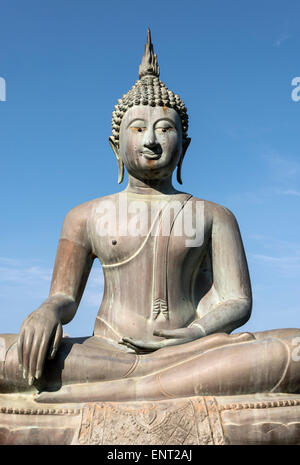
0, 28, 299, 446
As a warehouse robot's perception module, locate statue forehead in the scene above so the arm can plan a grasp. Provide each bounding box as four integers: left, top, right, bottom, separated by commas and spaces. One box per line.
120, 105, 181, 127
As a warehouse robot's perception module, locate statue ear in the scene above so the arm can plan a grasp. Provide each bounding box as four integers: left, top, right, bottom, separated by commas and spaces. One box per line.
177, 138, 191, 185
109, 136, 124, 184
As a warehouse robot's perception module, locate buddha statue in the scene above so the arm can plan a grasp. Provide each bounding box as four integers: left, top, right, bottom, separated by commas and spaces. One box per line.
1, 30, 300, 405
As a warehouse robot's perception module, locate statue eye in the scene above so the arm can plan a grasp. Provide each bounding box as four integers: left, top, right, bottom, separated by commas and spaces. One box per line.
130, 127, 146, 133
156, 127, 172, 133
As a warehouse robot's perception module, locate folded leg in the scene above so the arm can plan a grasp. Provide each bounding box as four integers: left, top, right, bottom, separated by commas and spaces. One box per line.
1, 334, 137, 392
36, 329, 300, 403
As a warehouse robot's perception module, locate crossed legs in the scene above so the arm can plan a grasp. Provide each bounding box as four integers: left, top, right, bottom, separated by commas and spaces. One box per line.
2, 329, 300, 403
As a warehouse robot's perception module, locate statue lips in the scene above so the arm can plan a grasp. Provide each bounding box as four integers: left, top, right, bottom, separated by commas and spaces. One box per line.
141, 150, 162, 160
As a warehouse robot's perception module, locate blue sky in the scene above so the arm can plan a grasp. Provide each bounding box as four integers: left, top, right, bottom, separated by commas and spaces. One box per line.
0, 0, 299, 337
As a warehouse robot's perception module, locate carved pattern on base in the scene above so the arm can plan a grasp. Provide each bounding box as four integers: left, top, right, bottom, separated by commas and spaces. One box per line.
219, 398, 300, 411
77, 397, 225, 445
0, 406, 80, 416
1, 395, 300, 444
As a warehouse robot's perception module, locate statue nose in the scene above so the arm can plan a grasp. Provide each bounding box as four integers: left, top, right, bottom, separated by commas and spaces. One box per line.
144, 128, 157, 148
144, 141, 158, 150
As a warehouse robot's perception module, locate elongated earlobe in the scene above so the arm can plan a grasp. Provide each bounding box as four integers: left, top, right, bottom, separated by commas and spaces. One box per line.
117, 158, 124, 184
177, 159, 183, 185
177, 137, 191, 185
109, 137, 124, 184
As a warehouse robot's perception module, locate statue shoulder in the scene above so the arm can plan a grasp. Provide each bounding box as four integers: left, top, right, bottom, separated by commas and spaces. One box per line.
59, 197, 107, 248
190, 197, 238, 226
64, 194, 118, 222
63, 198, 97, 225
60, 194, 120, 248
189, 196, 232, 214
206, 201, 240, 232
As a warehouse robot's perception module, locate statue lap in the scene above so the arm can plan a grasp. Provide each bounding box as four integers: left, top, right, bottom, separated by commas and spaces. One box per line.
2, 328, 300, 396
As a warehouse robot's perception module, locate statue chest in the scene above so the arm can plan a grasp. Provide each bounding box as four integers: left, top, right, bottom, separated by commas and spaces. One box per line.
87, 195, 207, 268
89, 196, 210, 331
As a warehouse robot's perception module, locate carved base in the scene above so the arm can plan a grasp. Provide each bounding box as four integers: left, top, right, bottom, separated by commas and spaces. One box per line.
0, 393, 300, 445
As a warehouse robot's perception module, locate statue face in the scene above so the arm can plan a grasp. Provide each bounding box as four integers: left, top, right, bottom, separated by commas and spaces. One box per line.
119, 106, 183, 180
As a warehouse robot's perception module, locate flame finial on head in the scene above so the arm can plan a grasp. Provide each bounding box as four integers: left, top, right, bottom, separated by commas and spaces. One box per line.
138, 28, 160, 79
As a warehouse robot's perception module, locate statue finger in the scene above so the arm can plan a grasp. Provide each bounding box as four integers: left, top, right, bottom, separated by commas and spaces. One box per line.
22, 329, 34, 381
118, 341, 137, 354
17, 331, 25, 370
160, 337, 192, 347
119, 338, 151, 352
122, 337, 147, 348
119, 340, 138, 351
122, 337, 167, 352
48, 323, 63, 360
153, 328, 188, 339
121, 337, 138, 345
35, 332, 49, 380
122, 337, 161, 351
28, 333, 42, 386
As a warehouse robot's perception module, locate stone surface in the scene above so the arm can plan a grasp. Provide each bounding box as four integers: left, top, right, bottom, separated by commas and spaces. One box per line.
1, 393, 300, 445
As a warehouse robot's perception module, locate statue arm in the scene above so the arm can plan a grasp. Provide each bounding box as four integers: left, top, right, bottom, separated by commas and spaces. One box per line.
190, 206, 252, 336
17, 204, 95, 384
38, 204, 95, 323
47, 237, 94, 324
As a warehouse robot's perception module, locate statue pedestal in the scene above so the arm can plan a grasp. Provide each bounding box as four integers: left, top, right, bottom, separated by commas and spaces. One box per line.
0, 393, 300, 445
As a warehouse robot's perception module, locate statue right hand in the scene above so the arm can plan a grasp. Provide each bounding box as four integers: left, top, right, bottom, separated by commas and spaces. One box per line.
17, 307, 63, 386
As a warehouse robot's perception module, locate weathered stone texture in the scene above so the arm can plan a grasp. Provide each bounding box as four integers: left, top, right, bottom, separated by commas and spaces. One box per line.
1, 393, 300, 445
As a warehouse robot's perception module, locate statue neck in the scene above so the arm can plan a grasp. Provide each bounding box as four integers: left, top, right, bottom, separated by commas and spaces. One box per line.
125, 175, 179, 196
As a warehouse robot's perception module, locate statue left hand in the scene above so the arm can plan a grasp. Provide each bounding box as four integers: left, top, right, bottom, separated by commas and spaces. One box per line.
120, 326, 204, 352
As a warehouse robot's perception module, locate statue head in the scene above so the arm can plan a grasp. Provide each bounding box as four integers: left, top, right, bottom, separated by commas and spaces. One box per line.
109, 29, 191, 184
